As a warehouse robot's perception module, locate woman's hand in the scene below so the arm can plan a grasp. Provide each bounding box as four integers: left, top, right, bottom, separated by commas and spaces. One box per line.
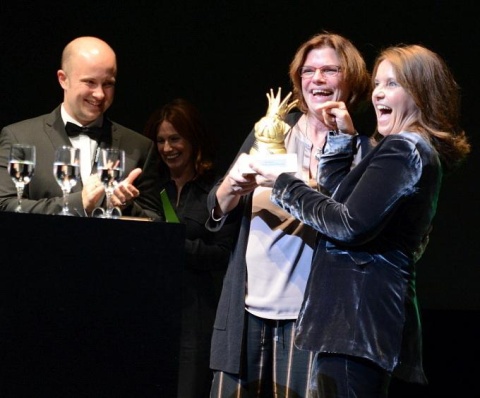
316, 100, 355, 134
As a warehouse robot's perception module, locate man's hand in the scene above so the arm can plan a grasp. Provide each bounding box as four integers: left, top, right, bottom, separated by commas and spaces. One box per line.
111, 168, 141, 208
82, 174, 106, 214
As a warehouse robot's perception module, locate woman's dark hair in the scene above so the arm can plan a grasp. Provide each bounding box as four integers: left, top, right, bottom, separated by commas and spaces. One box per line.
143, 98, 215, 176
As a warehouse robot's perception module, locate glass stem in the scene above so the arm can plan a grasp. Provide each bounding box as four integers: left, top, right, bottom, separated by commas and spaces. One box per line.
106, 188, 114, 217
62, 190, 69, 214
16, 184, 24, 212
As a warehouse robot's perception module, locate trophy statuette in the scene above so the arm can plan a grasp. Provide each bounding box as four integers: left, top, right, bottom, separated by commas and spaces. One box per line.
239, 88, 298, 175
250, 87, 299, 155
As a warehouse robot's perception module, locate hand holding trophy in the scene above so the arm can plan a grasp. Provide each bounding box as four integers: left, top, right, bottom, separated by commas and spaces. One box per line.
250, 87, 298, 155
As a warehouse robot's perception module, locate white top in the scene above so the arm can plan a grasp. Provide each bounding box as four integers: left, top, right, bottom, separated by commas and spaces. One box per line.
245, 124, 317, 320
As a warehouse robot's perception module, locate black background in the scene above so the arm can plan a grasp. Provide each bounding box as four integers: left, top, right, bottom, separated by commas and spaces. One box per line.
1, 1, 478, 396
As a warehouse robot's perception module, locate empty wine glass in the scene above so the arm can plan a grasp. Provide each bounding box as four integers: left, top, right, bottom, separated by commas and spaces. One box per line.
8, 143, 36, 213
53, 145, 81, 216
92, 148, 125, 219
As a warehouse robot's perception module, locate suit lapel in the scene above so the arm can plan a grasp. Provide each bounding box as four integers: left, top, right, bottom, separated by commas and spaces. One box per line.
110, 121, 121, 148
45, 107, 72, 148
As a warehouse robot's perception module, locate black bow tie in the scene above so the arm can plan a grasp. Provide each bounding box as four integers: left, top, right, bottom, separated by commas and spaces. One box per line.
65, 122, 107, 142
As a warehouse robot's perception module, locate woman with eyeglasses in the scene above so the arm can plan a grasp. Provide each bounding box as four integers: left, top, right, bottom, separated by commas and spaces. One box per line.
252, 44, 471, 396
205, 32, 371, 397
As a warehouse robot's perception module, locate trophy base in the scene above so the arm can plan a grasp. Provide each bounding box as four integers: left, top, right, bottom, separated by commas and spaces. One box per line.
239, 153, 298, 175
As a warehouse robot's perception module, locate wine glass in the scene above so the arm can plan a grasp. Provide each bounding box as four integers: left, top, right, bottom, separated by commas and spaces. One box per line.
93, 148, 125, 219
8, 143, 36, 213
53, 145, 80, 216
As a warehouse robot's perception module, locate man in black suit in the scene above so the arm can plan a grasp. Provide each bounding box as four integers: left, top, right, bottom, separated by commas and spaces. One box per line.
0, 36, 163, 219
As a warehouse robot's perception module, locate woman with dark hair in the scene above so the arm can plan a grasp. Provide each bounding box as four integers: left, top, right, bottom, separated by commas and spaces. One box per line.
143, 98, 236, 398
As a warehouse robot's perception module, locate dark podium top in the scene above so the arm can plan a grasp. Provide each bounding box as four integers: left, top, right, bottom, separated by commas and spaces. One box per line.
0, 211, 185, 398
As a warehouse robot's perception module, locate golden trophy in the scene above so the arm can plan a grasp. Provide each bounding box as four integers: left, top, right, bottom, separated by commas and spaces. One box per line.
250, 87, 298, 155
239, 88, 298, 175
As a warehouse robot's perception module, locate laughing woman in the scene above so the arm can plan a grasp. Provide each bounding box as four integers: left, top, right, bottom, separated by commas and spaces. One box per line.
143, 98, 236, 398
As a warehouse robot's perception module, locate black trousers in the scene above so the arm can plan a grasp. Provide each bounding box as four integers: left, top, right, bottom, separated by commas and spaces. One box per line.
210, 311, 314, 398
309, 353, 391, 398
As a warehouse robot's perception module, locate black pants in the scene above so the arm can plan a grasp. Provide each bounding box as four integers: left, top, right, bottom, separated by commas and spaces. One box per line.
309, 353, 391, 398
210, 311, 313, 398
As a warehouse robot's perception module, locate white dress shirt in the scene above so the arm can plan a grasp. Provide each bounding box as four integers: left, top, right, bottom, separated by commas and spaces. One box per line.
60, 105, 103, 183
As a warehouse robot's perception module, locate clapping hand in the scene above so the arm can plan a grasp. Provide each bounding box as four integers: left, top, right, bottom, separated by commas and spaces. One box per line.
111, 168, 141, 208
82, 168, 141, 215
82, 174, 105, 214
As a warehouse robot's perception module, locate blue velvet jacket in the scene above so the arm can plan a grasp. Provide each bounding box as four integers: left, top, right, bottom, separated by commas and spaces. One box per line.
271, 132, 442, 384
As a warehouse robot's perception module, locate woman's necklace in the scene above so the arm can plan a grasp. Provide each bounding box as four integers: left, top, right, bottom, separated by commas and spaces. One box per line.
303, 115, 324, 183
305, 115, 325, 160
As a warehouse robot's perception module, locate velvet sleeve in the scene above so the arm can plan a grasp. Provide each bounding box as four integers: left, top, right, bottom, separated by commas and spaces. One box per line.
271, 135, 423, 245
318, 132, 358, 196
318, 133, 372, 196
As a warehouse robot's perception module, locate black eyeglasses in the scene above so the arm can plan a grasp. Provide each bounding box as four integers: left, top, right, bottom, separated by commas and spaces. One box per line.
299, 65, 342, 78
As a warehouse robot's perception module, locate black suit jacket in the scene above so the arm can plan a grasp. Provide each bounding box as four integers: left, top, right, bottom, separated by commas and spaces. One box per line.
0, 106, 164, 220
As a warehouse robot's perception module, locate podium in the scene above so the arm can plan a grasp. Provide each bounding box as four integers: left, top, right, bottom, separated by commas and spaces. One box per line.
0, 211, 185, 397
